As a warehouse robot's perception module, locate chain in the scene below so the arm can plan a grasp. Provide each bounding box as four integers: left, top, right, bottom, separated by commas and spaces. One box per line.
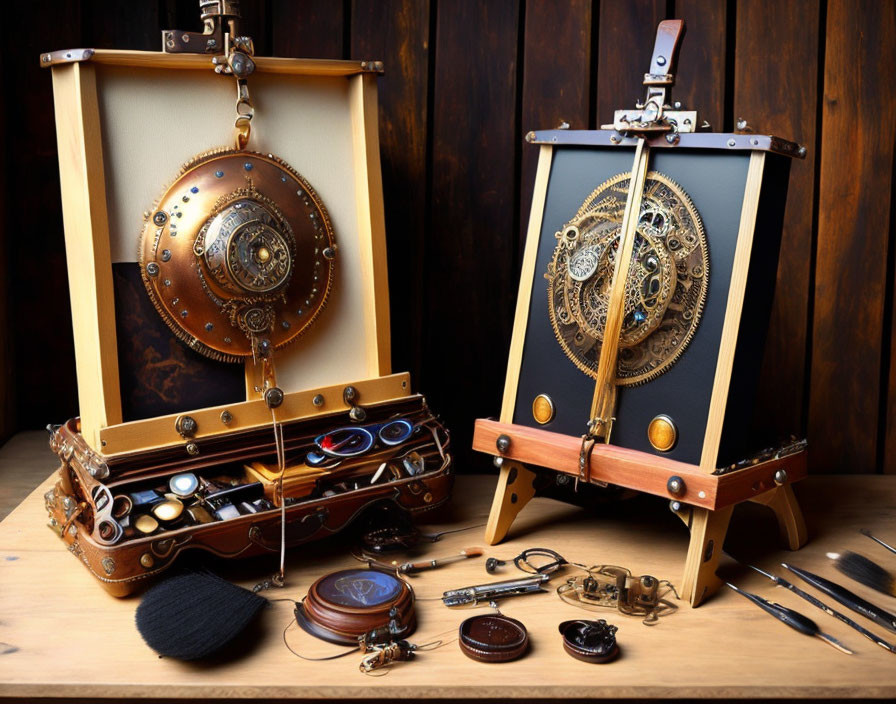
212, 34, 256, 149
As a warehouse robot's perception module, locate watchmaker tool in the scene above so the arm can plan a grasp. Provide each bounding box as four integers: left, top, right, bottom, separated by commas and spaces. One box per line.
442, 574, 550, 607
860, 529, 896, 557
725, 583, 853, 655
782, 563, 896, 634
744, 562, 896, 653
828, 551, 896, 599
355, 547, 484, 576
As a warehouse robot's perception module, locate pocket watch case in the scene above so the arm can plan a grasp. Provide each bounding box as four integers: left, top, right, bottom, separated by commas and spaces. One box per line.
41, 12, 452, 594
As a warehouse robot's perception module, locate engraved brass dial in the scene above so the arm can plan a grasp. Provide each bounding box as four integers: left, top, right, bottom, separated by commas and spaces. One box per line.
546, 171, 708, 385
139, 148, 336, 362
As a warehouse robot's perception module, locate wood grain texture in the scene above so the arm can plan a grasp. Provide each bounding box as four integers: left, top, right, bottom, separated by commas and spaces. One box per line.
735, 0, 820, 452
272, 0, 344, 59
426, 0, 520, 463
351, 0, 431, 381
518, 0, 591, 249
594, 0, 666, 126
674, 0, 727, 131
2, 472, 896, 698
810, 0, 896, 473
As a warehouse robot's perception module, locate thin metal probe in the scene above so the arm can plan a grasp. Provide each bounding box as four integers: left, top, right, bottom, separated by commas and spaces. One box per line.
860, 529, 896, 557
745, 562, 896, 653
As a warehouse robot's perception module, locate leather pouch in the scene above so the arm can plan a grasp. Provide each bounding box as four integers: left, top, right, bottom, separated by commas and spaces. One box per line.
44, 394, 452, 596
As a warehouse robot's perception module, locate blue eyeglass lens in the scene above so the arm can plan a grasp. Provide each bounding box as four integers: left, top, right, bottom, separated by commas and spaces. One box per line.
378, 419, 413, 445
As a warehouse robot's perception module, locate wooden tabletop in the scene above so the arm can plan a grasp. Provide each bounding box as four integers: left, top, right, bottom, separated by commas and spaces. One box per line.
1, 470, 895, 699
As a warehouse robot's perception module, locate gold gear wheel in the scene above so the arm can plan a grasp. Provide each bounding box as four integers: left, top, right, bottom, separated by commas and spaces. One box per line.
546, 170, 708, 386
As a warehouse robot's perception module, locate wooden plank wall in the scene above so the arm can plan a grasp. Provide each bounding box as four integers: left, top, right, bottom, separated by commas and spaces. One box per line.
4, 0, 895, 475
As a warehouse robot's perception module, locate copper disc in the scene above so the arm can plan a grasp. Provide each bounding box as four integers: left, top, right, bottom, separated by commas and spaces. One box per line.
139, 148, 336, 362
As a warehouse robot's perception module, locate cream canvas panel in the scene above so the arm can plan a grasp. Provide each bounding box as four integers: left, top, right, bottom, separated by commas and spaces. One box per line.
95, 65, 368, 395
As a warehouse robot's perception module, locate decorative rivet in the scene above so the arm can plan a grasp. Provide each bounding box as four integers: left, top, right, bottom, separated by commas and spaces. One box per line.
220, 410, 232, 425
349, 406, 367, 422
727, 138, 737, 147
343, 386, 358, 403
161, 249, 171, 262
265, 387, 284, 409
323, 247, 336, 260
101, 557, 116, 575
153, 211, 167, 225
656, 55, 666, 66
774, 469, 788, 485
610, 134, 621, 144
667, 475, 685, 496
797, 145, 807, 158
215, 170, 224, 178
496, 434, 511, 454
140, 553, 155, 569
312, 394, 324, 407
185, 442, 199, 456
205, 322, 214, 331
175, 415, 198, 437
669, 500, 681, 512
493, 456, 504, 468
146, 262, 159, 277
532, 394, 555, 424
423, 492, 433, 503
665, 132, 680, 145
244, 162, 253, 171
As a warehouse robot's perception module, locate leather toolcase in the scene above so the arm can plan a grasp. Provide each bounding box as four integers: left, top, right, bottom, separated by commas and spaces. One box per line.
44, 394, 452, 596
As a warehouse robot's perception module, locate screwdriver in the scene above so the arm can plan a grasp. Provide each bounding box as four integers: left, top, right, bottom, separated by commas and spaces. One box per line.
725, 582, 853, 655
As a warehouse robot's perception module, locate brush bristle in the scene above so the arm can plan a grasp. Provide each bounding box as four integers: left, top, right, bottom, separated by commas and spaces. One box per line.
832, 551, 896, 598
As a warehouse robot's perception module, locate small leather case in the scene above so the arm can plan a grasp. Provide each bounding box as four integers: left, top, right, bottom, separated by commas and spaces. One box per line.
458, 614, 528, 663
559, 619, 619, 663
296, 568, 415, 645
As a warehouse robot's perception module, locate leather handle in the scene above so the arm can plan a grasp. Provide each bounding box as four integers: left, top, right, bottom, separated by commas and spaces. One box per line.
649, 19, 685, 77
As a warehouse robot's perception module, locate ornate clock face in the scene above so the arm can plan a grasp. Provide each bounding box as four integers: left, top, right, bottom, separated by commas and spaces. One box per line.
139, 148, 337, 362
546, 171, 709, 385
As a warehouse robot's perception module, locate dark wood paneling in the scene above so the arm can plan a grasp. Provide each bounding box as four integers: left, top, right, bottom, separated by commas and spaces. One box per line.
427, 0, 521, 465
351, 1, 431, 381
272, 0, 344, 58
7, 2, 86, 429
519, 0, 592, 250
7, 1, 896, 478
809, 0, 896, 473
594, 0, 666, 127
675, 0, 727, 131
734, 0, 820, 446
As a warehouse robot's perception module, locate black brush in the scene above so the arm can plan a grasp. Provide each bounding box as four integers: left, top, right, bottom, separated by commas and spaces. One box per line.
828, 551, 896, 599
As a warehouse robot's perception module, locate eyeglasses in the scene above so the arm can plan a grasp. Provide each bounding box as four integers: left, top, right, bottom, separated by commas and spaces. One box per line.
306, 418, 415, 466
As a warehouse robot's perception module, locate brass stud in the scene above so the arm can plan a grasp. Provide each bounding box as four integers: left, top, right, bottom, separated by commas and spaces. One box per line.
423, 492, 433, 503
220, 410, 233, 425
140, 553, 155, 569
531, 394, 555, 424
312, 394, 324, 407
647, 414, 677, 452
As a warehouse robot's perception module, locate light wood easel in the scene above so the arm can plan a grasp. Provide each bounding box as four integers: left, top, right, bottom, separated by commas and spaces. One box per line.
474, 20, 807, 607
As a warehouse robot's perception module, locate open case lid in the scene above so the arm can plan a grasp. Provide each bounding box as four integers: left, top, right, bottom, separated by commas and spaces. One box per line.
43, 45, 403, 457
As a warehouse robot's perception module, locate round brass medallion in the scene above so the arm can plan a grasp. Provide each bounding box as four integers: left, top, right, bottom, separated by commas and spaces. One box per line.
546, 171, 708, 385
532, 394, 555, 424
139, 148, 337, 362
647, 414, 678, 452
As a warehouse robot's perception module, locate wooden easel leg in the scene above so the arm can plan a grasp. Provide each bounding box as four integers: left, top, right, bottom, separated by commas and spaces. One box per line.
673, 505, 734, 607
749, 484, 808, 550
484, 460, 537, 545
